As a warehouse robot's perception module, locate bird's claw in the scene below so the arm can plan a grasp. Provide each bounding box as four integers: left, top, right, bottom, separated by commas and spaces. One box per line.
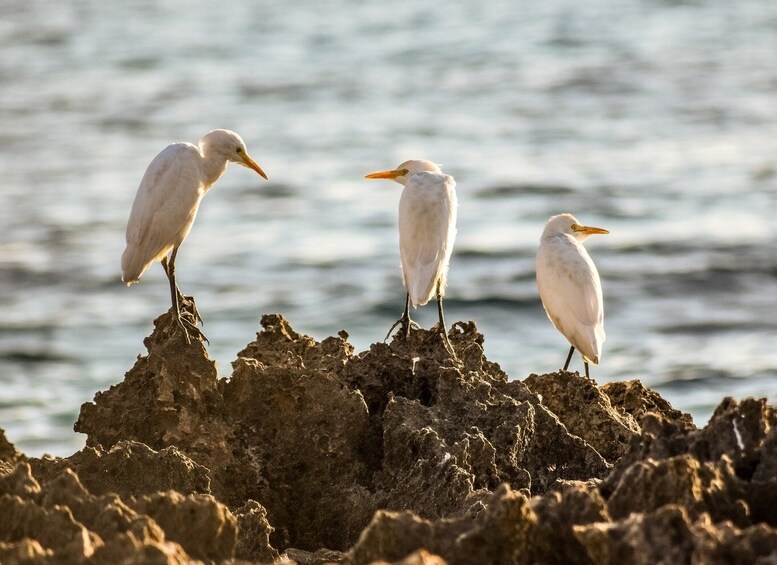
384, 317, 421, 342
433, 325, 458, 360
174, 313, 209, 346
178, 294, 204, 326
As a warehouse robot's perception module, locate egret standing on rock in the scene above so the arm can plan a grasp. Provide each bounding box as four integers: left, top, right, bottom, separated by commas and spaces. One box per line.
365, 160, 458, 350
121, 129, 268, 343
536, 213, 609, 378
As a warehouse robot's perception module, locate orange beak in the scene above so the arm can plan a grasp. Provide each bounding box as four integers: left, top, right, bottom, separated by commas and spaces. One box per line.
574, 224, 610, 235
241, 153, 268, 180
365, 169, 403, 180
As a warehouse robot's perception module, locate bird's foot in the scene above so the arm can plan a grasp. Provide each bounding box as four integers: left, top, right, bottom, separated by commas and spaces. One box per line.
174, 313, 209, 346
384, 317, 421, 342
179, 294, 204, 326
429, 324, 458, 360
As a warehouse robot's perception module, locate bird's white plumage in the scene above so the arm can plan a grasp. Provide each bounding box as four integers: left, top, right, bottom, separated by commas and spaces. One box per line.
121, 129, 266, 285
121, 143, 207, 282
399, 170, 457, 306
536, 214, 606, 364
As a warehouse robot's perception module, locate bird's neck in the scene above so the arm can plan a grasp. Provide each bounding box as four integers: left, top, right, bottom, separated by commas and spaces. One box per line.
200, 148, 229, 189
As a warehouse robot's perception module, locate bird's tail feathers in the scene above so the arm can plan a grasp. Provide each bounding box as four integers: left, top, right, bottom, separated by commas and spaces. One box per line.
409, 273, 436, 307
575, 325, 603, 366
582, 352, 600, 365
121, 246, 152, 287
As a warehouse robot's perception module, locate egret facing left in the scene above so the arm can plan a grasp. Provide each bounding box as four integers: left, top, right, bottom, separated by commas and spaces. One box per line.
365, 159, 458, 354
121, 129, 268, 343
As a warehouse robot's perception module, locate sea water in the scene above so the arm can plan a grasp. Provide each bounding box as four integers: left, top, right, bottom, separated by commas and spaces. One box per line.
1, 0, 776, 455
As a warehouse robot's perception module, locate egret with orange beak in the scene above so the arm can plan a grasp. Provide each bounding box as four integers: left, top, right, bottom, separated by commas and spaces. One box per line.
365, 160, 458, 351
536, 213, 609, 378
121, 129, 267, 343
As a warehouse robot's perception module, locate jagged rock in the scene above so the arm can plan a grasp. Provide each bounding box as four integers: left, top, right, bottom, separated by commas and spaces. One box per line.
347, 323, 610, 496
349, 485, 534, 565
748, 425, 777, 528
527, 481, 608, 564
0, 493, 99, 562
74, 310, 234, 498
129, 491, 237, 562
371, 549, 448, 565
697, 397, 775, 475
453, 484, 534, 563
234, 500, 280, 563
236, 313, 355, 375
0, 460, 42, 499
601, 396, 776, 531
30, 440, 211, 498
574, 504, 700, 565
691, 514, 777, 564
376, 395, 488, 518
347, 510, 437, 565
226, 333, 373, 550
38, 467, 160, 546
575, 505, 777, 565
0, 428, 20, 476
9, 311, 770, 563
600, 379, 694, 429
606, 454, 748, 526
72, 313, 612, 553
0, 539, 52, 564
524, 371, 640, 462
0, 461, 233, 563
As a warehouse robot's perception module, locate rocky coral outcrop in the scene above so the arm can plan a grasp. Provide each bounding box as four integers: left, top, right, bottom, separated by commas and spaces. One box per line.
0, 461, 223, 563
0, 311, 773, 564
30, 440, 211, 498
524, 371, 640, 462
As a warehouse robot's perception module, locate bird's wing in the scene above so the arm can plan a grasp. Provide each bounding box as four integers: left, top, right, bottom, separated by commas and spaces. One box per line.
398, 172, 457, 306
536, 237, 605, 361
121, 144, 204, 282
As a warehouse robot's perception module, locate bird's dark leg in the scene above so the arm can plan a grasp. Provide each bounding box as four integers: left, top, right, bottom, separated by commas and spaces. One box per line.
563, 345, 575, 371
436, 281, 456, 357
385, 293, 420, 341
163, 248, 207, 345
161, 254, 203, 326
584, 362, 590, 379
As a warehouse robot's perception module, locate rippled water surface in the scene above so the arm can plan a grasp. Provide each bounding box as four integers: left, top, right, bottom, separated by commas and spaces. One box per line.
1, 1, 776, 455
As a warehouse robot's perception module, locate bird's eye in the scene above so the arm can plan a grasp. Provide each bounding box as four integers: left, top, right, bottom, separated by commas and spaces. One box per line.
401, 169, 409, 175
236, 147, 243, 153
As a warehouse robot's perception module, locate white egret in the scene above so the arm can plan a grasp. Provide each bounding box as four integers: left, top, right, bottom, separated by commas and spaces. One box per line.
121, 129, 267, 343
535, 213, 609, 378
365, 160, 458, 350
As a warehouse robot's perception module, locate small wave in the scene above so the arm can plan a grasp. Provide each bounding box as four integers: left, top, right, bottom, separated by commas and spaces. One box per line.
442, 295, 540, 310
455, 248, 522, 260
0, 349, 79, 364
658, 366, 742, 389
656, 321, 776, 335
474, 183, 574, 199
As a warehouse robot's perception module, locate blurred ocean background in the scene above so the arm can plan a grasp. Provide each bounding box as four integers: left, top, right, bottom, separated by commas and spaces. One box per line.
1, 1, 776, 456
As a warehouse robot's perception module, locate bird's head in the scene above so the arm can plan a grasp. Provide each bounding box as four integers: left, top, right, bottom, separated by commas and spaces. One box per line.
201, 129, 268, 180
364, 159, 441, 186
544, 213, 609, 242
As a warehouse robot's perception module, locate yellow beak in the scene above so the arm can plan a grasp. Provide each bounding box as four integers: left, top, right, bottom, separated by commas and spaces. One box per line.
365, 169, 403, 180
574, 224, 610, 235
241, 153, 268, 180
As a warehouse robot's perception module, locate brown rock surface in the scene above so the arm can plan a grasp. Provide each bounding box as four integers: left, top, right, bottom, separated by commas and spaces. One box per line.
524, 371, 641, 462
30, 440, 211, 498
0, 311, 772, 563
600, 379, 695, 430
